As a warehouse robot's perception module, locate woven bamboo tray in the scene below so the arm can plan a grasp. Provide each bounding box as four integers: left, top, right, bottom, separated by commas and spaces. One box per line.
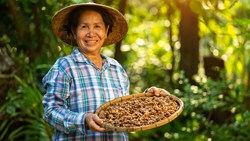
96, 92, 184, 132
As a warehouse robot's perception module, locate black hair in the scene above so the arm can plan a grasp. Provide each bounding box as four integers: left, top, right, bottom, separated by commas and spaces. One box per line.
66, 6, 114, 36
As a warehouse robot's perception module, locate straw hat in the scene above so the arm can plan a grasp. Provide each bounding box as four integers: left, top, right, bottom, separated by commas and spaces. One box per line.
51, 2, 128, 47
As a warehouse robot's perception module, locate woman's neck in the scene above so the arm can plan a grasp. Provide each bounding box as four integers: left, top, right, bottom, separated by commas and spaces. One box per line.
81, 51, 103, 70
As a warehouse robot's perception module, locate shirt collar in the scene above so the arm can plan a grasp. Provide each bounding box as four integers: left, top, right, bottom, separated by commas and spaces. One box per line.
71, 49, 117, 66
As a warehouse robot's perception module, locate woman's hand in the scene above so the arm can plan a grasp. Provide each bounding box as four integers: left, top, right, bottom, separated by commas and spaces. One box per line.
85, 113, 105, 132
144, 86, 170, 96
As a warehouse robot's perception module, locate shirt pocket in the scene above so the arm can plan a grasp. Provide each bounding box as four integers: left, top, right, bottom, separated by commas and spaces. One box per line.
111, 77, 128, 99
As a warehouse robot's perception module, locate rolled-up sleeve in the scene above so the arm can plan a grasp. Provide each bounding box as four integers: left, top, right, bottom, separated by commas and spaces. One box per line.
42, 62, 87, 134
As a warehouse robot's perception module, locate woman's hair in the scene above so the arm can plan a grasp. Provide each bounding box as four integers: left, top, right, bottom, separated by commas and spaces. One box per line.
67, 6, 114, 36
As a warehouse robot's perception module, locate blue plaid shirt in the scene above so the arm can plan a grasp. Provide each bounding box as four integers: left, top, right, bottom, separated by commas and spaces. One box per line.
42, 49, 129, 141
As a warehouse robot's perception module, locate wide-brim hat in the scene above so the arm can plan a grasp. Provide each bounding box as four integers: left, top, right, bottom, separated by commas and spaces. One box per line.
51, 2, 128, 47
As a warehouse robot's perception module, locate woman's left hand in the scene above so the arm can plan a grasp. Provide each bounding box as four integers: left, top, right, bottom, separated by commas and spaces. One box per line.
144, 86, 170, 96
85, 113, 105, 132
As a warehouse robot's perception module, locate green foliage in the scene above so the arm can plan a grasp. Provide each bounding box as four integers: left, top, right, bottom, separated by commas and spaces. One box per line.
129, 71, 250, 140
0, 73, 52, 140
198, 0, 250, 85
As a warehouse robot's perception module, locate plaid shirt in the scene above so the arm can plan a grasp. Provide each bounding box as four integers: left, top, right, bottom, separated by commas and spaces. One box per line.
42, 49, 129, 141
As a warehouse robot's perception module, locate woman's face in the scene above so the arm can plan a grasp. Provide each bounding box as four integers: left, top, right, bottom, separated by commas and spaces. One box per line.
75, 10, 109, 55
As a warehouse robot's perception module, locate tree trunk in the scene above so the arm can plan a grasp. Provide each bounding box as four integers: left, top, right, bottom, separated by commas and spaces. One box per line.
6, 0, 26, 40
204, 56, 224, 80
114, 0, 127, 64
177, 0, 199, 83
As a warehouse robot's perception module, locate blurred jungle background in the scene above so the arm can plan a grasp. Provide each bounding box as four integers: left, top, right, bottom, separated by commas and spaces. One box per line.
0, 0, 250, 140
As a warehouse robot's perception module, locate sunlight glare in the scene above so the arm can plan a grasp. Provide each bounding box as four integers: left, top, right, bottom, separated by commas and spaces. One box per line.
150, 57, 160, 65
41, 6, 46, 11
174, 89, 180, 94
136, 38, 145, 46
231, 107, 236, 114
218, 94, 224, 99
212, 49, 219, 56
228, 47, 234, 54
165, 20, 171, 27
164, 44, 171, 51
131, 44, 139, 50
57, 46, 61, 52
221, 54, 228, 61
191, 112, 196, 117
218, 1, 225, 10
102, 49, 113, 57
233, 39, 239, 47
121, 45, 131, 52
201, 0, 212, 10
175, 41, 181, 50
166, 63, 172, 70
164, 132, 171, 139
191, 85, 198, 93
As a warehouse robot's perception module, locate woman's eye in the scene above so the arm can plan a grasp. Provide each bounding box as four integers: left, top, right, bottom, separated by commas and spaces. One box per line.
95, 25, 101, 28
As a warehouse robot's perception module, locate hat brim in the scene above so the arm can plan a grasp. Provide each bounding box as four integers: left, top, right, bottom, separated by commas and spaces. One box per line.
51, 3, 128, 47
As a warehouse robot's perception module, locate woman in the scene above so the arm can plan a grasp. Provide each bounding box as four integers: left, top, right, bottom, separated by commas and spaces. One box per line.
42, 2, 168, 141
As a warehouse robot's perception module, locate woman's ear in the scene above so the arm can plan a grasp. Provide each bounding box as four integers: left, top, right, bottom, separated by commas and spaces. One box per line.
71, 29, 76, 39
106, 25, 110, 36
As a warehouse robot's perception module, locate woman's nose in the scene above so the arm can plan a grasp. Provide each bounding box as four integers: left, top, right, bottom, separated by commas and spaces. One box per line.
87, 28, 94, 37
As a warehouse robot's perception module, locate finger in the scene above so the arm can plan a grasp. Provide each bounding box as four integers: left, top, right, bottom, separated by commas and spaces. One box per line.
93, 114, 104, 126
87, 114, 106, 132
154, 89, 160, 96
148, 87, 160, 96
90, 122, 106, 132
159, 89, 170, 95
147, 86, 157, 93
88, 118, 105, 132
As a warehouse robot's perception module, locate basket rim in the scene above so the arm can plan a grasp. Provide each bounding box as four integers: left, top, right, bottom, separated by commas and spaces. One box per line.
95, 93, 184, 132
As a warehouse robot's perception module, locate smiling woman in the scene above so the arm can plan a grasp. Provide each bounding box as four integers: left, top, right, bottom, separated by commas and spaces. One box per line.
42, 2, 169, 141
43, 3, 131, 141
74, 10, 109, 59
51, 3, 128, 47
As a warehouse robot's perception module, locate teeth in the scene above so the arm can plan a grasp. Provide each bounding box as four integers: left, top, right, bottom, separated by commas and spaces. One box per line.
85, 40, 97, 45
86, 40, 96, 42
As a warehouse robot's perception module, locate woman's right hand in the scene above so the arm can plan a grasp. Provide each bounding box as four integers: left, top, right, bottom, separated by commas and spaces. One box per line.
144, 86, 170, 96
85, 113, 106, 132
